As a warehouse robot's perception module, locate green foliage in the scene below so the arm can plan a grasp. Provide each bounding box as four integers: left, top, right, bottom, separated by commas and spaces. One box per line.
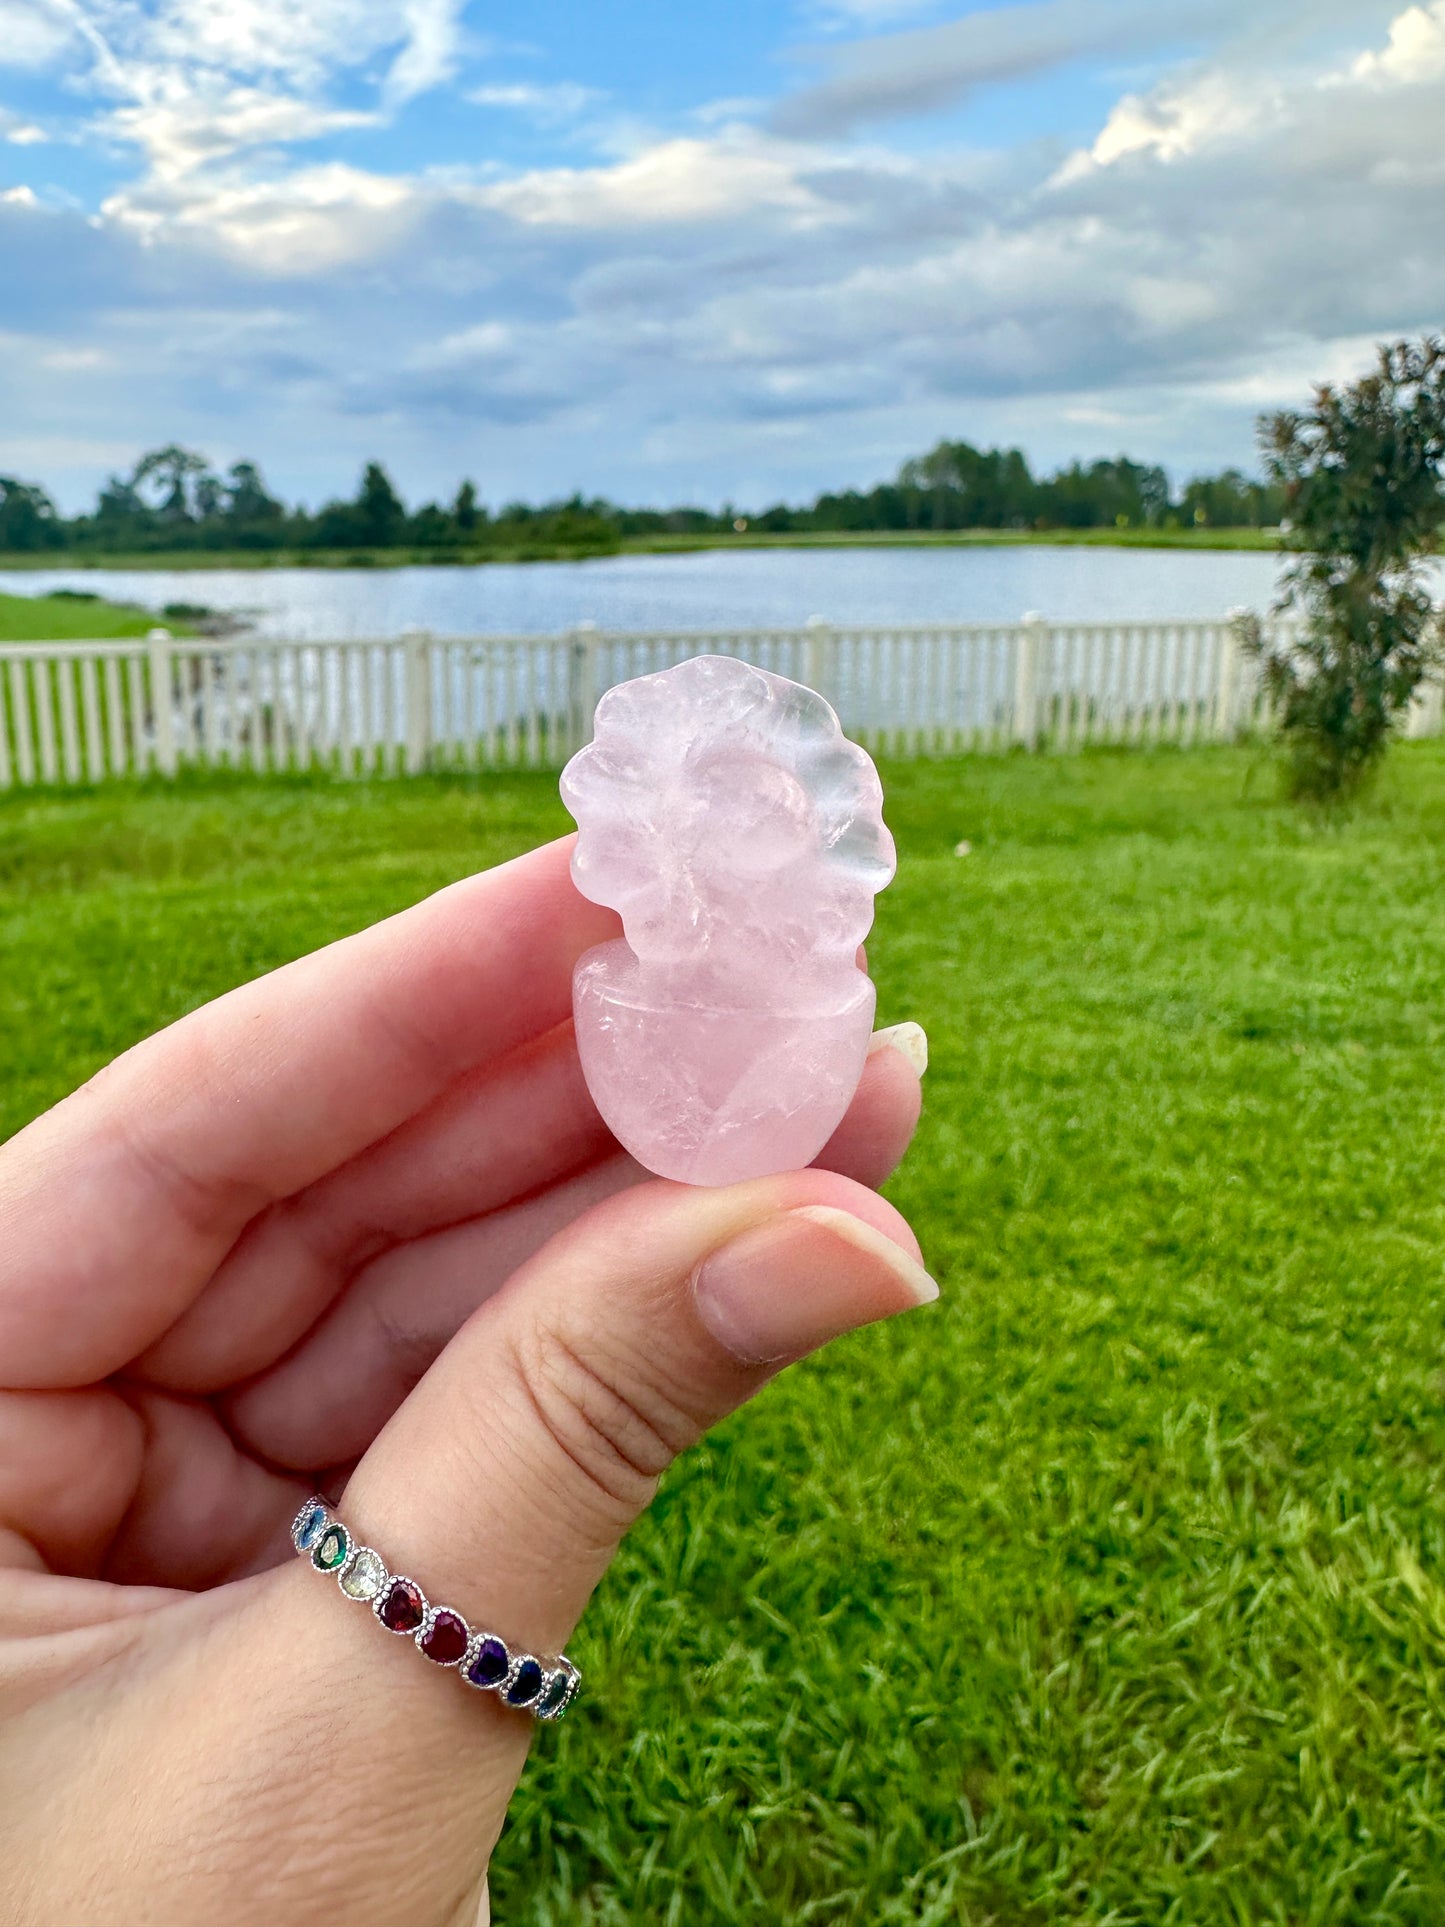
8, 748, 1445, 1921
1179, 466, 1282, 531
1241, 336, 1445, 802
0, 475, 64, 552
0, 439, 1288, 563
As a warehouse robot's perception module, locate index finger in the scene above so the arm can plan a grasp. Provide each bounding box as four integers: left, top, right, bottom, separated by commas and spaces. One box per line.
0, 836, 617, 1389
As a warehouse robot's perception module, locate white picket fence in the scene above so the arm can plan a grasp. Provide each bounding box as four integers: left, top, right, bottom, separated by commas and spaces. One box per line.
1, 616, 1442, 789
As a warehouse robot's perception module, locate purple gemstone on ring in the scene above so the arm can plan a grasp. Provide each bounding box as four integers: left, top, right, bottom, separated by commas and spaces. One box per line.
466, 1636, 509, 1687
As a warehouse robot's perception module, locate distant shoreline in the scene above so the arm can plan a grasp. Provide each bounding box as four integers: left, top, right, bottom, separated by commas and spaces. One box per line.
0, 525, 1282, 574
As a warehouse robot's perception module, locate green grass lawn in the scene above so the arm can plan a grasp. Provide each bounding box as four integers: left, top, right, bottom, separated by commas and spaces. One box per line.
0, 587, 164, 641
5, 746, 1445, 1923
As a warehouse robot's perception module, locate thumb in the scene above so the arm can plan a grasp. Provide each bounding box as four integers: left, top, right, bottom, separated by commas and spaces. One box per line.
210, 1172, 934, 1927
343, 1167, 936, 1668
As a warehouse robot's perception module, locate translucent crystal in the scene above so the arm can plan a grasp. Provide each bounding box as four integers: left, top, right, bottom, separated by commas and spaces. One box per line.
560, 655, 895, 1185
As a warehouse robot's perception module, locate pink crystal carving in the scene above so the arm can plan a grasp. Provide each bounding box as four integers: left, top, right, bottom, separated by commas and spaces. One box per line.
560, 654, 896, 1186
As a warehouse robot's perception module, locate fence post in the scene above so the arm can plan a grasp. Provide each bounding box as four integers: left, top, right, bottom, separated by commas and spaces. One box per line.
148, 628, 176, 776
1214, 614, 1241, 740
403, 629, 432, 775
1013, 612, 1045, 749
804, 614, 830, 698
569, 621, 600, 749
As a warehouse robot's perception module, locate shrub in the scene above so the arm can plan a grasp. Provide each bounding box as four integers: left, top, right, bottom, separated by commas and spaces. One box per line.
1238, 337, 1445, 801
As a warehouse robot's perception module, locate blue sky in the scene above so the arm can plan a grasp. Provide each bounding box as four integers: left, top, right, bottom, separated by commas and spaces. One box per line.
1, 0, 1441, 512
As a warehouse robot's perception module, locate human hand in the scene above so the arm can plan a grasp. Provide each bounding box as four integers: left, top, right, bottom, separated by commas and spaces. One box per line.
0, 836, 932, 1926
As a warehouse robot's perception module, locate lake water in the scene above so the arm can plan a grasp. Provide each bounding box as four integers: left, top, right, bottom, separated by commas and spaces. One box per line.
0, 545, 1287, 639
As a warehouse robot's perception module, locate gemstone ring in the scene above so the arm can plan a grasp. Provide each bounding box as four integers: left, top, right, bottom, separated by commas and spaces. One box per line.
291, 1496, 581, 1721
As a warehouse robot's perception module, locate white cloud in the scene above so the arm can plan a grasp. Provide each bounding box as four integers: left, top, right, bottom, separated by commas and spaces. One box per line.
469, 133, 829, 228
0, 0, 71, 67
110, 86, 376, 182
37, 344, 111, 369
1352, 0, 1445, 81
137, 0, 426, 93
467, 81, 602, 123
0, 184, 37, 204
102, 161, 419, 270
420, 321, 513, 366
1056, 70, 1278, 177
4, 120, 48, 143
382, 0, 462, 108
34, 0, 463, 196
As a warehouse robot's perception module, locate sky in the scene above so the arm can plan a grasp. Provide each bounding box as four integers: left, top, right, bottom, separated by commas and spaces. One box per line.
0, 0, 1442, 513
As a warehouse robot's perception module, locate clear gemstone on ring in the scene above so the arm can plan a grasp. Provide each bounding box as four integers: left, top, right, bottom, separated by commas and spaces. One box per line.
339, 1547, 387, 1600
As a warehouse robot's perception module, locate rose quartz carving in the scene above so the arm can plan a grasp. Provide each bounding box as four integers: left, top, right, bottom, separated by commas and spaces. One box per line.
560, 654, 896, 1185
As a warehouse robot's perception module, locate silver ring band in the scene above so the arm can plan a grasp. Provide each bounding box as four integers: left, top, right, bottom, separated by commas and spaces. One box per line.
291, 1496, 581, 1720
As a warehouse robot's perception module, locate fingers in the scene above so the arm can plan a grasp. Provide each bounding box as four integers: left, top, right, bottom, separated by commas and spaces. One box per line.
817, 1022, 926, 1182
0, 1391, 144, 1576
215, 1029, 926, 1475
144, 1015, 926, 1401
0, 1383, 301, 1589
0, 838, 618, 1390
139, 1019, 611, 1394
222, 1153, 640, 1470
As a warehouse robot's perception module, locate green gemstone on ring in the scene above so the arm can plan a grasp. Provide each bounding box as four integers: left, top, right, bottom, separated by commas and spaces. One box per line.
313, 1524, 350, 1571
537, 1671, 570, 1716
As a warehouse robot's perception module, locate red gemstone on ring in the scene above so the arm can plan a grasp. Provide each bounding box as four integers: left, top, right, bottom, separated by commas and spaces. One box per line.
420, 1609, 469, 1665
379, 1578, 425, 1633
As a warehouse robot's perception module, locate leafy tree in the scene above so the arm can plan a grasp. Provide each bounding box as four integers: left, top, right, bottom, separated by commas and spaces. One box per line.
0, 476, 64, 551
224, 461, 284, 524
1180, 468, 1285, 529
1238, 337, 1445, 801
218, 461, 287, 547
898, 440, 1037, 528
355, 462, 407, 548
130, 445, 218, 524
409, 502, 453, 547
453, 480, 481, 535
1039, 457, 1170, 529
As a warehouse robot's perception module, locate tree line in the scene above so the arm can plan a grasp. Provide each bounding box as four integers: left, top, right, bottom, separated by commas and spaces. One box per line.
0, 439, 1286, 557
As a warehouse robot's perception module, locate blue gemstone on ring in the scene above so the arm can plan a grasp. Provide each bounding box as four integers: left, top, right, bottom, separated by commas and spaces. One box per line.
467, 1636, 509, 1687
506, 1658, 544, 1706
297, 1505, 327, 1550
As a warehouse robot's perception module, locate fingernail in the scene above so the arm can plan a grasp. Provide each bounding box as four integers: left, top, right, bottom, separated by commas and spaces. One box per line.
692, 1205, 939, 1364
869, 1020, 928, 1078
